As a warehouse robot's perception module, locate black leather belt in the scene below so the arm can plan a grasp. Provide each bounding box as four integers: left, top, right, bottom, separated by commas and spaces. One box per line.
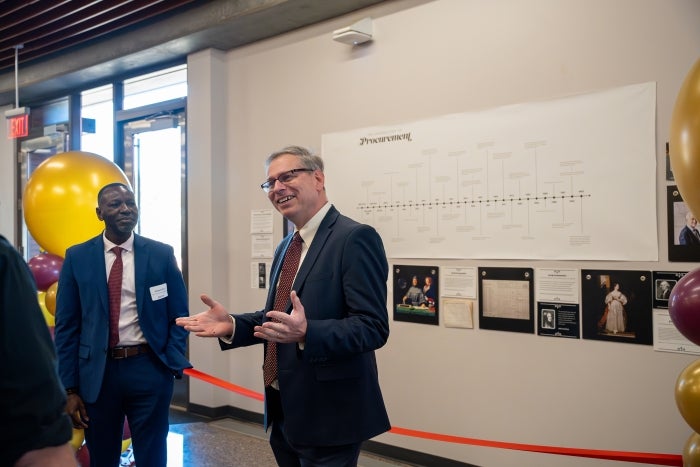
109, 344, 151, 359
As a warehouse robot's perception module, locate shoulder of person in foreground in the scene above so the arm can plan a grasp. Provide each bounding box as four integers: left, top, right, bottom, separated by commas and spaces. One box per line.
0, 236, 73, 466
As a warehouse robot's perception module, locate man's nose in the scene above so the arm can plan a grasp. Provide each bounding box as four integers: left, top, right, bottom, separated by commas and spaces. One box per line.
271, 179, 288, 191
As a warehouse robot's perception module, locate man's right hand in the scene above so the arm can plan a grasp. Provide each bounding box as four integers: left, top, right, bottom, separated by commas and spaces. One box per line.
175, 294, 234, 338
65, 393, 88, 429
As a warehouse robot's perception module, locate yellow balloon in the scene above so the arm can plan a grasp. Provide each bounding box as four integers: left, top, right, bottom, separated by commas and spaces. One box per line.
70, 428, 85, 451
45, 281, 58, 316
684, 432, 700, 467
676, 359, 700, 433
23, 151, 130, 257
37, 291, 54, 327
670, 58, 700, 218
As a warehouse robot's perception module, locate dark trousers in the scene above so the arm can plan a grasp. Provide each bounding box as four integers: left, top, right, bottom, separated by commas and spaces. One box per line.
84, 352, 173, 467
267, 387, 362, 467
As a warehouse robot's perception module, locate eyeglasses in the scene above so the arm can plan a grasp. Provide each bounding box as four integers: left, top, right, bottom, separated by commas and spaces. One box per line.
260, 168, 314, 192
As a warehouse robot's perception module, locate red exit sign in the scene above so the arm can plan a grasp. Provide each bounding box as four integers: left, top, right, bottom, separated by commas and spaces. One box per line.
7, 113, 29, 139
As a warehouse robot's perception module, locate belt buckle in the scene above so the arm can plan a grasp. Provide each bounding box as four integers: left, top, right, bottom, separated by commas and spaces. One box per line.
112, 347, 129, 359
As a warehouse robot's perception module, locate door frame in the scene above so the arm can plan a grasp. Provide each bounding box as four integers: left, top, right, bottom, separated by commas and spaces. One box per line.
117, 98, 189, 408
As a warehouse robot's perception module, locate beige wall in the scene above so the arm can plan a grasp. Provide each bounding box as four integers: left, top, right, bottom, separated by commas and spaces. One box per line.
0, 104, 16, 242
185, 0, 700, 465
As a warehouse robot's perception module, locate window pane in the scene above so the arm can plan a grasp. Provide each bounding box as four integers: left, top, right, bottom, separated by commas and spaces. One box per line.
134, 127, 183, 268
80, 84, 114, 160
123, 64, 187, 110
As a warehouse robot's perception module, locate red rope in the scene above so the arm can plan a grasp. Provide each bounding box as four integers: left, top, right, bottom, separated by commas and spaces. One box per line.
183, 368, 682, 465
184, 368, 264, 401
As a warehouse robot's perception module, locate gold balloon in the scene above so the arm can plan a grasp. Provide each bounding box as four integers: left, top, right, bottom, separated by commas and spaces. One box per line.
677, 359, 700, 434
70, 428, 85, 451
23, 151, 130, 257
45, 281, 58, 316
670, 58, 700, 218
37, 291, 54, 327
684, 432, 700, 467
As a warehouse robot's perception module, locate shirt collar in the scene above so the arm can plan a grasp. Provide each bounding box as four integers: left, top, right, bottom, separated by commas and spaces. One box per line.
103, 231, 135, 253
296, 202, 331, 246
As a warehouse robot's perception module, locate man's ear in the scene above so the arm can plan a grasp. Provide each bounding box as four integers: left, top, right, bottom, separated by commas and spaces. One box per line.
314, 170, 325, 191
96, 207, 103, 221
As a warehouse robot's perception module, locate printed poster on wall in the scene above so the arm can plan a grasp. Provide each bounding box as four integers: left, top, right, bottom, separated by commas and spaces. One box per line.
393, 265, 439, 325
322, 82, 657, 261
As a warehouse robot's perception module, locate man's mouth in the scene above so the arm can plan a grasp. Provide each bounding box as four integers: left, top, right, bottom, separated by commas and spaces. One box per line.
277, 195, 295, 205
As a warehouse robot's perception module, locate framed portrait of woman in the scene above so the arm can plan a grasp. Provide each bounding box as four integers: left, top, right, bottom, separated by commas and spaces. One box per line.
581, 269, 652, 345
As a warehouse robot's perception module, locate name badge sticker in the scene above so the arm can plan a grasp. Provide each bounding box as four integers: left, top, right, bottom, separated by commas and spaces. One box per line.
150, 283, 168, 301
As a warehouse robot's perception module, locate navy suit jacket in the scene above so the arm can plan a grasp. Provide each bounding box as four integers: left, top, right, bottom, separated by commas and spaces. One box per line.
54, 233, 191, 404
222, 206, 391, 445
679, 225, 700, 245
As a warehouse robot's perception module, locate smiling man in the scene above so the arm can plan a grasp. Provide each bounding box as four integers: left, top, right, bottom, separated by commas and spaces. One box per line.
54, 182, 191, 467
177, 146, 391, 466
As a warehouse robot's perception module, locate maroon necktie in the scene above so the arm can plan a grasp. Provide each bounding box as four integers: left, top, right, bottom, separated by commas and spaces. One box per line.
263, 232, 302, 386
108, 246, 123, 348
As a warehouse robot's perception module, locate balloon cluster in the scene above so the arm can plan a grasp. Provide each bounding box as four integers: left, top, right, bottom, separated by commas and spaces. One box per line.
669, 57, 700, 466
22, 151, 130, 463
68, 419, 132, 466
23, 151, 130, 331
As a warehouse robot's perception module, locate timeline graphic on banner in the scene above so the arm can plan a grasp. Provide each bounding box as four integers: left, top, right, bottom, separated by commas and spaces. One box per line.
322, 82, 657, 261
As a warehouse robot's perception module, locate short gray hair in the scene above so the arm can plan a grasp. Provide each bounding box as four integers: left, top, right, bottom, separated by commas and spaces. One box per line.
265, 145, 324, 172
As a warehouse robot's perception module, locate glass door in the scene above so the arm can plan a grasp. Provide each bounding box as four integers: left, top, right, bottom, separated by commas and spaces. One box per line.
121, 110, 188, 408
123, 113, 186, 269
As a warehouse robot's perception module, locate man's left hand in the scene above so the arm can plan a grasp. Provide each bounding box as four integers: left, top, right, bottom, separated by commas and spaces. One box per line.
254, 290, 307, 343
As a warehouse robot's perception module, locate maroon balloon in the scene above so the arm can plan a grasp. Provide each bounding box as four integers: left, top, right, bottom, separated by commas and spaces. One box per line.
76, 444, 90, 467
123, 417, 131, 440
669, 268, 700, 346
27, 253, 63, 291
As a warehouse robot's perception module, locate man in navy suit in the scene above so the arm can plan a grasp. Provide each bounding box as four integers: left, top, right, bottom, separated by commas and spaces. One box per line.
177, 146, 391, 466
679, 211, 700, 245
55, 182, 191, 467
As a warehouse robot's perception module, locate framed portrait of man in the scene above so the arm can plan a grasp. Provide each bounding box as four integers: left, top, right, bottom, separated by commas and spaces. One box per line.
652, 271, 686, 309
667, 186, 700, 262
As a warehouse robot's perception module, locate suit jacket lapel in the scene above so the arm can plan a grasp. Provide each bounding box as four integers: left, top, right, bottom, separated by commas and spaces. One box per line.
92, 235, 110, 312
291, 207, 339, 296
133, 234, 147, 313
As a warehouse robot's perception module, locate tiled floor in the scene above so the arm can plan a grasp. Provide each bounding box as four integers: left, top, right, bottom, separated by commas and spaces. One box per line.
153, 407, 414, 467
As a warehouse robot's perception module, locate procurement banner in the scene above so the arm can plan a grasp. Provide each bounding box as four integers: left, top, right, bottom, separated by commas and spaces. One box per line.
322, 82, 657, 261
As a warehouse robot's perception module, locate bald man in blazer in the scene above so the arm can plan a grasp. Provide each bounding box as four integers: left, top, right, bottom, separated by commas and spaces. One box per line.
55, 183, 190, 467
178, 146, 390, 466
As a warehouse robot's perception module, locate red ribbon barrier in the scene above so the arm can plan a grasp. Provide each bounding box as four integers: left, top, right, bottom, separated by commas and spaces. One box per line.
183, 368, 682, 465
184, 368, 264, 401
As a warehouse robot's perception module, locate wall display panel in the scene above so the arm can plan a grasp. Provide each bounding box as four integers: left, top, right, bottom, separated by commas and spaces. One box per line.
393, 264, 439, 325
652, 271, 687, 309
323, 82, 657, 261
478, 267, 534, 334
537, 302, 580, 338
581, 269, 652, 345
667, 185, 700, 262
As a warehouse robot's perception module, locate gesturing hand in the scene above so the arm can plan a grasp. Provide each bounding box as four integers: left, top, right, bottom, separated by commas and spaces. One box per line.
175, 294, 234, 338
254, 290, 308, 344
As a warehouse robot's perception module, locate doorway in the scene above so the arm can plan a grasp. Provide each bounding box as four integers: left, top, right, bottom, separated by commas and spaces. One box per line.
121, 109, 189, 408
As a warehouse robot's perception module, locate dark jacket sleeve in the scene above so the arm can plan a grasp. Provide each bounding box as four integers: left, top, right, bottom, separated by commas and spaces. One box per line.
0, 236, 72, 466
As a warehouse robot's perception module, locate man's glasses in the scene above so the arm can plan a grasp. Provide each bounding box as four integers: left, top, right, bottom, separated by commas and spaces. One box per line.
260, 168, 314, 192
